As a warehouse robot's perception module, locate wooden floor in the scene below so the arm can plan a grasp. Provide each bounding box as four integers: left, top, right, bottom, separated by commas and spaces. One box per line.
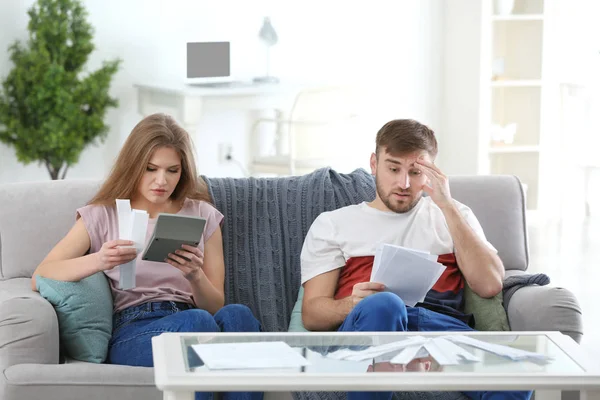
526, 212, 600, 359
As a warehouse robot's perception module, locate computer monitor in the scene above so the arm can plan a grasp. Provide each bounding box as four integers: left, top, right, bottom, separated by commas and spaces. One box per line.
186, 42, 232, 83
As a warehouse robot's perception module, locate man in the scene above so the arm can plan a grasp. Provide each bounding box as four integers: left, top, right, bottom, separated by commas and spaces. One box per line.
300, 119, 530, 400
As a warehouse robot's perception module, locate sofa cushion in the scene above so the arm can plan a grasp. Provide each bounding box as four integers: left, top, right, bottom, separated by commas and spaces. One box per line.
463, 284, 510, 331
35, 272, 113, 363
0, 278, 60, 370
449, 175, 528, 271
3, 362, 159, 400
4, 362, 291, 400
0, 179, 101, 279
288, 286, 308, 332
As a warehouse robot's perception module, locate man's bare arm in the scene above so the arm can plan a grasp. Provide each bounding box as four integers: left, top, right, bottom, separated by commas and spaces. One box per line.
442, 205, 504, 298
302, 269, 351, 331
416, 158, 503, 299
302, 269, 385, 331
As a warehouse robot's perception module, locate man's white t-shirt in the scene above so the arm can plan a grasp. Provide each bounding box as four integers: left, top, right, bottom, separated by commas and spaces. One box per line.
301, 196, 495, 285
300, 196, 495, 322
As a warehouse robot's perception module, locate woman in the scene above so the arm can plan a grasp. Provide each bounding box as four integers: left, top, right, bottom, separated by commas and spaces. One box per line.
32, 113, 262, 400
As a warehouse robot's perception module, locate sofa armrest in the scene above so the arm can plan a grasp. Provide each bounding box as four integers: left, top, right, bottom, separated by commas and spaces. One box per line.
504, 273, 583, 343
0, 278, 59, 369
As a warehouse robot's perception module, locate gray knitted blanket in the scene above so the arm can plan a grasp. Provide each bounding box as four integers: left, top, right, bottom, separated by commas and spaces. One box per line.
202, 167, 376, 332
202, 167, 475, 400
503, 273, 550, 311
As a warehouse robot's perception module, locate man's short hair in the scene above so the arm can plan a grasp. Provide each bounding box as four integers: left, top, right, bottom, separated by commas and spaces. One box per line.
375, 119, 438, 159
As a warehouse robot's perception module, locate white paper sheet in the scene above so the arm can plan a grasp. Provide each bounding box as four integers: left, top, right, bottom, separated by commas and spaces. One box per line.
116, 199, 132, 239
370, 243, 446, 306
133, 210, 149, 245
433, 337, 480, 363
191, 341, 310, 370
418, 337, 481, 366
388, 344, 428, 365
115, 199, 148, 290
327, 336, 430, 361
448, 335, 550, 361
326, 335, 552, 366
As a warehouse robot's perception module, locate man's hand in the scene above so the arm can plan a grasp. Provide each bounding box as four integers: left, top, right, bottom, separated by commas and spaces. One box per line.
416, 158, 454, 210
417, 158, 504, 298
350, 282, 385, 307
366, 358, 433, 372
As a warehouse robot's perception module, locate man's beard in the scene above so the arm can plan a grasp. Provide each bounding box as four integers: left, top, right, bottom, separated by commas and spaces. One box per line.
376, 178, 422, 214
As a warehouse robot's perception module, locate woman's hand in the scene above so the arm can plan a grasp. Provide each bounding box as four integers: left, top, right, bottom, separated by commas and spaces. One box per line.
166, 244, 206, 282
96, 240, 138, 271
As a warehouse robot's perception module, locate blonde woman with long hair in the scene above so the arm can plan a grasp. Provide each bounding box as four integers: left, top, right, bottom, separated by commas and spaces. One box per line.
32, 113, 262, 400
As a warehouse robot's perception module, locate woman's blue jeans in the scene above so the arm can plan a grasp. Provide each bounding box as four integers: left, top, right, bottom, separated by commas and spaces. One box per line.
339, 292, 533, 400
108, 300, 263, 400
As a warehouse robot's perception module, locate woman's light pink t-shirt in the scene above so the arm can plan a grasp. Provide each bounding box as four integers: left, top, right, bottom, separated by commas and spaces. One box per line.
76, 199, 224, 313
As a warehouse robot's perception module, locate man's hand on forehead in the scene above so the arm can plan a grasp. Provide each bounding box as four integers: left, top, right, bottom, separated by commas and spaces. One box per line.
416, 158, 443, 174
415, 158, 453, 210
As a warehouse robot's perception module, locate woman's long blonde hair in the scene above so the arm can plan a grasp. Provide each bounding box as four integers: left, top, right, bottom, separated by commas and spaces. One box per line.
88, 113, 211, 206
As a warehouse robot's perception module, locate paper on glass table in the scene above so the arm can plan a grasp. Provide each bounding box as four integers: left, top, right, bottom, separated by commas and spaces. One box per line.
326, 335, 553, 366
191, 341, 310, 370
370, 243, 446, 306
448, 335, 551, 361
392, 338, 481, 366
388, 343, 431, 365
116, 199, 149, 290
327, 336, 430, 361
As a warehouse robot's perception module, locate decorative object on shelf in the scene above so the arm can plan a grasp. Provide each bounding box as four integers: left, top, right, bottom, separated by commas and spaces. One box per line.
494, 0, 515, 15
491, 57, 505, 81
0, 0, 121, 180
490, 123, 518, 145
253, 17, 279, 84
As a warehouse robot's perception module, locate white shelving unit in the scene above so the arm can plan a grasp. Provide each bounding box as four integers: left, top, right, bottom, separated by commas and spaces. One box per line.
491, 14, 544, 21
478, 0, 560, 211
490, 80, 542, 87
488, 145, 541, 154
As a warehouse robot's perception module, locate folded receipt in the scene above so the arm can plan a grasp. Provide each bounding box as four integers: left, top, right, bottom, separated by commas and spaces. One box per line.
116, 199, 149, 290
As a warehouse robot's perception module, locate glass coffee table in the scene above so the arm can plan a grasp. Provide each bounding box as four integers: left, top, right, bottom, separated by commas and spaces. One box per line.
151, 331, 600, 400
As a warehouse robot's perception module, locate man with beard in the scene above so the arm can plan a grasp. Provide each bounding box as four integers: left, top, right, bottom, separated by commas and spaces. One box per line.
300, 119, 530, 400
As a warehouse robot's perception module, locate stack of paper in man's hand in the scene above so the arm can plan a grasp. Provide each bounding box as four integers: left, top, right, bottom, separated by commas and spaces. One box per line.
370, 244, 446, 306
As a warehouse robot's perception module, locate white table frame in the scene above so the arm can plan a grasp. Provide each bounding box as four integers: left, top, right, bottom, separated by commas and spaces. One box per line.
152, 331, 600, 400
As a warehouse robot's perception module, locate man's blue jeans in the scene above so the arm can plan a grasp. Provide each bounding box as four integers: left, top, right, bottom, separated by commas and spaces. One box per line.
339, 292, 533, 400
108, 300, 263, 400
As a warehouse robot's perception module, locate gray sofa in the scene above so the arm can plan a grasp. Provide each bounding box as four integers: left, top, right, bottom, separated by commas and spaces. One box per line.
0, 168, 583, 400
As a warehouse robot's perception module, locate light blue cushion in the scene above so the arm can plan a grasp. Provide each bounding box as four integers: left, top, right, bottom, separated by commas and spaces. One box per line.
288, 286, 309, 332
36, 272, 113, 363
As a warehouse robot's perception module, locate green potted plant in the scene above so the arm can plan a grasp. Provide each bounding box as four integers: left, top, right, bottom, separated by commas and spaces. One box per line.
0, 0, 121, 180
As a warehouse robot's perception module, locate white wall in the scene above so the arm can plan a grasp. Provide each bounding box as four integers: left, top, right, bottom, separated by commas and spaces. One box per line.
438, 0, 486, 176
0, 0, 445, 184
553, 0, 600, 85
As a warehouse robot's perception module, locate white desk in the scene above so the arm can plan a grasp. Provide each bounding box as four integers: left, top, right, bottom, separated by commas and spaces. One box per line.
134, 82, 301, 175
135, 82, 298, 134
